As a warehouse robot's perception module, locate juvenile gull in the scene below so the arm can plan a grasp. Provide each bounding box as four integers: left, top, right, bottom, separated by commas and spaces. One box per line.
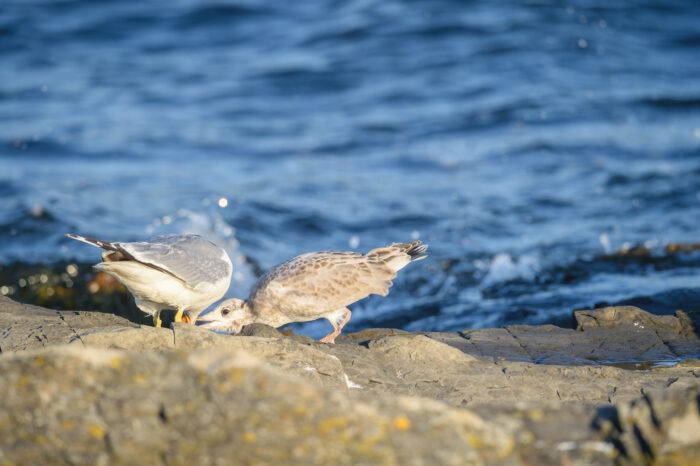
197, 241, 427, 343
66, 234, 232, 327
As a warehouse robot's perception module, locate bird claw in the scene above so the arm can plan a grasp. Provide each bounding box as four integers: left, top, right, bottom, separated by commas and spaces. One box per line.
319, 334, 337, 344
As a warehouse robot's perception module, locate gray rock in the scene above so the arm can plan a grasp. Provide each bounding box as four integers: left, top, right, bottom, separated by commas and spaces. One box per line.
574, 306, 699, 360
171, 323, 348, 389
75, 325, 175, 350
239, 322, 285, 338
0, 296, 699, 464
368, 334, 479, 363
0, 346, 514, 465
0, 295, 136, 352
0, 345, 697, 465
599, 385, 700, 464
336, 327, 408, 343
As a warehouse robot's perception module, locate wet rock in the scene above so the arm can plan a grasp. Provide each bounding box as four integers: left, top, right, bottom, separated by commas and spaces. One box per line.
665, 242, 700, 254
0, 262, 148, 325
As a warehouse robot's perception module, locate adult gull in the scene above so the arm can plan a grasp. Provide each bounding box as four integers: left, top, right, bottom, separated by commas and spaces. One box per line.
66, 233, 232, 327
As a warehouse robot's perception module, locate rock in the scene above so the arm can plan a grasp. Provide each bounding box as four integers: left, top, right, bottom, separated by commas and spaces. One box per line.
336, 328, 408, 343
575, 306, 684, 334
600, 385, 700, 464
368, 334, 478, 363
0, 346, 513, 465
574, 306, 698, 361
240, 322, 285, 338
457, 328, 532, 363
74, 325, 175, 350
0, 345, 697, 465
0, 295, 136, 352
0, 296, 699, 464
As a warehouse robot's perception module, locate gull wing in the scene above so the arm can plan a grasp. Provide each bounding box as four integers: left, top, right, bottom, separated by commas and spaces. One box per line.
249, 251, 397, 314
67, 234, 232, 289
119, 235, 232, 289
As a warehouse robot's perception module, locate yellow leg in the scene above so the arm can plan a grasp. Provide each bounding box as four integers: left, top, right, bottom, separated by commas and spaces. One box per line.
153, 310, 162, 328
174, 309, 184, 323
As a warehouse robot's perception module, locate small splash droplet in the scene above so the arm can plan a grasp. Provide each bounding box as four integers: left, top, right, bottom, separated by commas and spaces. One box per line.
578, 38, 588, 48
218, 198, 228, 208
30, 204, 44, 217
349, 235, 360, 248
599, 233, 612, 254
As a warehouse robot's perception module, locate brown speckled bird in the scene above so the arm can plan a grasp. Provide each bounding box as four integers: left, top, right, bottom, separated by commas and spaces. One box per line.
197, 241, 428, 343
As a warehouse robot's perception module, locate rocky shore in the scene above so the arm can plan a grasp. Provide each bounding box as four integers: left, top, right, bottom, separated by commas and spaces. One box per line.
1, 295, 699, 465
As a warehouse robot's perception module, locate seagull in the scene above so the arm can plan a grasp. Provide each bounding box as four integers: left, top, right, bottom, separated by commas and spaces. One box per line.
66, 233, 232, 327
196, 241, 427, 343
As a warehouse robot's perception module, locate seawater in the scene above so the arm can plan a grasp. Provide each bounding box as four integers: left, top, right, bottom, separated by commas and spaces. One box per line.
1, 0, 700, 336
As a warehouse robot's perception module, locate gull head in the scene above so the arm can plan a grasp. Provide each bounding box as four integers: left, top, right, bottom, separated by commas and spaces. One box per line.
197, 298, 251, 333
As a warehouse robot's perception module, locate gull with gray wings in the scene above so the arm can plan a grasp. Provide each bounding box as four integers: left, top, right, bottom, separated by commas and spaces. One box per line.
197, 241, 427, 343
66, 233, 232, 327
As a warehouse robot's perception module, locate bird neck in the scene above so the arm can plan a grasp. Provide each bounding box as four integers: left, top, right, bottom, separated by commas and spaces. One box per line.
241, 301, 257, 325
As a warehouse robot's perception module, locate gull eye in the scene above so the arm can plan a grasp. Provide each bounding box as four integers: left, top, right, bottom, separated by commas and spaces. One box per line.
221, 308, 231, 316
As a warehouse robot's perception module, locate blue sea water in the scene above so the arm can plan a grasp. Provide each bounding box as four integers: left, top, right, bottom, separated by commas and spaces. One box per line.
1, 0, 700, 335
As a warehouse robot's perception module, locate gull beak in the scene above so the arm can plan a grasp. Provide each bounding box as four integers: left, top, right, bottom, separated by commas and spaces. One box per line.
182, 312, 194, 325
196, 318, 213, 328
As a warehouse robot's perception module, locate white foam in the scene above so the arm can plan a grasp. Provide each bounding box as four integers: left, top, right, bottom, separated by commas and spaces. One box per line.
479, 253, 540, 287
344, 373, 363, 389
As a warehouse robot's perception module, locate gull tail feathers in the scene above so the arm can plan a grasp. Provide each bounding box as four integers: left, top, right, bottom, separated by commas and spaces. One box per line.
65, 233, 118, 251
366, 241, 429, 273
405, 242, 428, 261
385, 241, 429, 261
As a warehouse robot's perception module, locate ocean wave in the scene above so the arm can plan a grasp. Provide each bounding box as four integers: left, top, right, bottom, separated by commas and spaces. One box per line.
477, 253, 541, 287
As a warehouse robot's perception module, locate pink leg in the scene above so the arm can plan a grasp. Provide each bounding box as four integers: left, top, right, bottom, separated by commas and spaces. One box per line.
319, 309, 352, 344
